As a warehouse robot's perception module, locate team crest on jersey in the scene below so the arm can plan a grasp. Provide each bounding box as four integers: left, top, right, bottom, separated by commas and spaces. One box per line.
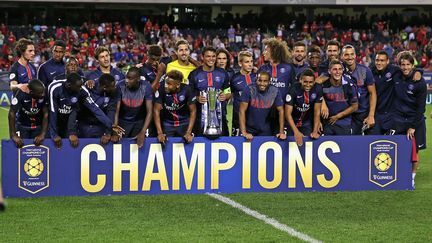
38, 99, 44, 103
114, 75, 120, 81
11, 97, 18, 105
311, 93, 316, 99
385, 72, 392, 79
71, 97, 78, 103
285, 94, 291, 102
215, 76, 221, 82
9, 73, 16, 80
179, 95, 185, 102
280, 68, 286, 73
155, 90, 159, 98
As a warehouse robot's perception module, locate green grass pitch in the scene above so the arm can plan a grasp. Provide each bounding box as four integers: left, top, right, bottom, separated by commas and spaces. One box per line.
0, 105, 431, 242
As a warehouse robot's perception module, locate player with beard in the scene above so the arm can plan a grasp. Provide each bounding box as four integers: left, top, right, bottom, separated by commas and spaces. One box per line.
285, 69, 322, 146
370, 50, 422, 135
9, 79, 48, 148
258, 38, 295, 98
341, 45, 377, 135
292, 41, 310, 81
114, 67, 153, 148
166, 39, 196, 84
391, 51, 427, 188
258, 38, 295, 134
230, 51, 256, 136
188, 46, 231, 136
37, 40, 67, 87
321, 60, 358, 135
154, 70, 196, 144
216, 48, 235, 81
86, 46, 125, 84
318, 40, 341, 76
77, 74, 119, 145
9, 38, 36, 93
239, 71, 286, 141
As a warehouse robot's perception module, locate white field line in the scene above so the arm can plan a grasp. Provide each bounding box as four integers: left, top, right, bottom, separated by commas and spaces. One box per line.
0, 107, 8, 111
207, 193, 322, 243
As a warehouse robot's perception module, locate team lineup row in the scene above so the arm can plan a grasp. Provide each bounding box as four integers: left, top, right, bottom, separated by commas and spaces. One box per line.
8, 38, 426, 185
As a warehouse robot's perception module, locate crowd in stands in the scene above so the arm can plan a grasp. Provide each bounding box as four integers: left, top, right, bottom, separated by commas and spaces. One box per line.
1, 10, 432, 73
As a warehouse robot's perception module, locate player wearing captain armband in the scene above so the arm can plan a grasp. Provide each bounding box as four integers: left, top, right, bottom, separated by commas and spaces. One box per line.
188, 46, 231, 136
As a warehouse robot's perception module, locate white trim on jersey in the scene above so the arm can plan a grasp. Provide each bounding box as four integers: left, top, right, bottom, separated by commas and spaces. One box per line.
49, 82, 63, 112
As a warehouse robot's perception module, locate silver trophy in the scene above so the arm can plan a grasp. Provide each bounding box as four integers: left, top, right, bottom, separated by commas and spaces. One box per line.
202, 87, 222, 139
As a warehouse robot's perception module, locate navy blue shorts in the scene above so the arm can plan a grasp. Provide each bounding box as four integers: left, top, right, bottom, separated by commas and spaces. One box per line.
119, 119, 145, 138
323, 123, 352, 136
16, 124, 42, 139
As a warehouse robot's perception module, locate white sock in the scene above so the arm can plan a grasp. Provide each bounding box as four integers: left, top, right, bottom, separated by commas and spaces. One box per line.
412, 173, 416, 180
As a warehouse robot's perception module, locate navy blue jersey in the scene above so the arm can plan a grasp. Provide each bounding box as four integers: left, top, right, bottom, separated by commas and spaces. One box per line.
48, 83, 112, 138
240, 84, 283, 133
322, 77, 358, 127
10, 90, 47, 128
371, 64, 400, 114
318, 59, 330, 76
257, 63, 295, 97
230, 72, 256, 128
139, 63, 157, 83
188, 67, 230, 93
344, 63, 375, 113
77, 83, 119, 133
117, 79, 153, 122
160, 56, 172, 66
292, 62, 310, 82
393, 72, 427, 128
86, 66, 125, 83
226, 68, 235, 83
37, 58, 65, 87
155, 82, 195, 128
285, 83, 323, 128
9, 61, 37, 85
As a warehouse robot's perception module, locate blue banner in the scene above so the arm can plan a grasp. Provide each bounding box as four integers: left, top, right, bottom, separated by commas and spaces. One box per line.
0, 90, 12, 106
2, 136, 413, 197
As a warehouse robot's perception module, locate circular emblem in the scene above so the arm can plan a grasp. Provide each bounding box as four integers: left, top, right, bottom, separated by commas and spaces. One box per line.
179, 95, 185, 102
104, 97, 110, 103
215, 76, 221, 82
311, 93, 316, 99
155, 90, 159, 98
280, 68, 286, 73
71, 97, 78, 103
9, 73, 16, 80
11, 97, 18, 105
374, 153, 392, 172
408, 84, 414, 90
24, 157, 44, 177
38, 99, 44, 103
385, 72, 392, 79
114, 75, 120, 81
285, 94, 291, 103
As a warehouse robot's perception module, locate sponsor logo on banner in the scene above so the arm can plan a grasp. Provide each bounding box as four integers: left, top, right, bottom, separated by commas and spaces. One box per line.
369, 140, 397, 187
18, 145, 50, 194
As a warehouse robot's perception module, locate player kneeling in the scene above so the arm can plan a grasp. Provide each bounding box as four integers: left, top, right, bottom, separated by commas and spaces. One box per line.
154, 70, 197, 144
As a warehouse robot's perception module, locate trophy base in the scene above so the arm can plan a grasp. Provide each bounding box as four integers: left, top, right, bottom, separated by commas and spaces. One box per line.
203, 127, 222, 140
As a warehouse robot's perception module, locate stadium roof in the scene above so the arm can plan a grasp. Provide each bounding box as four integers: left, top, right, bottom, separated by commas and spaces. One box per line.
3, 0, 432, 5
